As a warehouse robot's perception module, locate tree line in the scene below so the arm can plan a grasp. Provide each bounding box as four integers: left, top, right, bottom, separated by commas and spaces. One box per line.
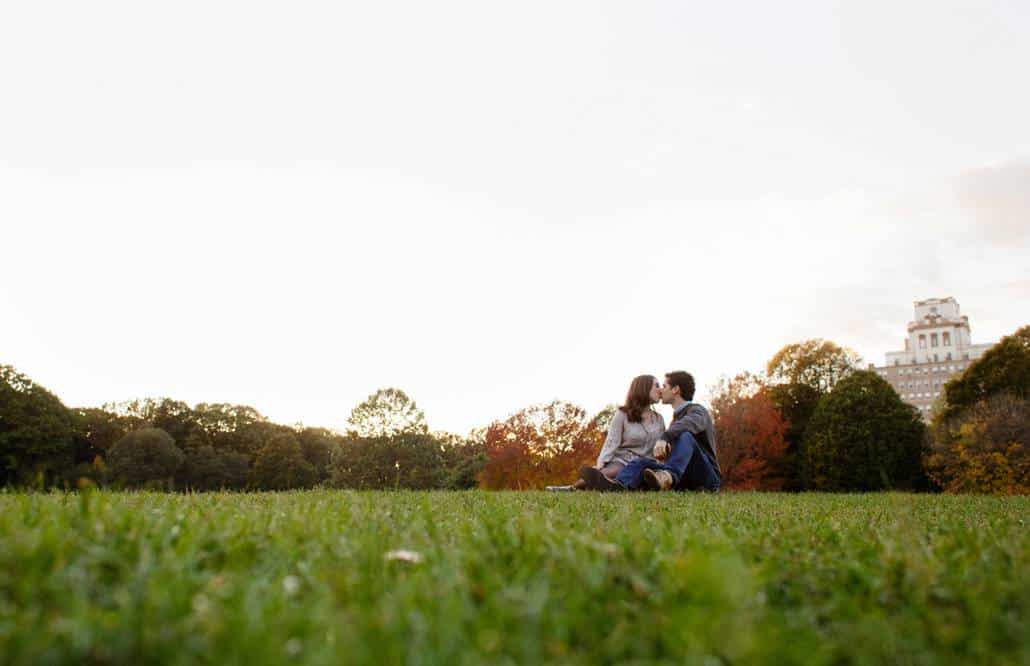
1, 324, 1026, 493
0, 382, 484, 492
707, 326, 1028, 493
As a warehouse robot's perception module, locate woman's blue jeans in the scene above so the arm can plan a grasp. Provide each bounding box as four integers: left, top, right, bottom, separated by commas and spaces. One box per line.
615, 431, 720, 491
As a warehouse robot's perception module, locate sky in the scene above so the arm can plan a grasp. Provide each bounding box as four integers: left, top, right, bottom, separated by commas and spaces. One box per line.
2, 0, 1029, 435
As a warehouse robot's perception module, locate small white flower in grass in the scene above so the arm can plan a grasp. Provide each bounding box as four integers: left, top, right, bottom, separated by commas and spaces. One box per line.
285, 638, 302, 657
191, 594, 211, 615
283, 575, 301, 596
384, 549, 423, 564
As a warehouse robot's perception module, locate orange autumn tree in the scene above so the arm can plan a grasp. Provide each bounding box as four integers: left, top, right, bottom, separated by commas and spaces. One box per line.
710, 373, 790, 491
477, 401, 605, 489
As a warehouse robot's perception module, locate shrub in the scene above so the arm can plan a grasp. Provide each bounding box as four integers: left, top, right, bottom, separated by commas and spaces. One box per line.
108, 427, 185, 489
803, 371, 927, 491
927, 393, 1029, 494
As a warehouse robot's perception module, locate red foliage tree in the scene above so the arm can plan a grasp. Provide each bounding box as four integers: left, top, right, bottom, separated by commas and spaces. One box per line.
711, 377, 789, 491
477, 401, 603, 489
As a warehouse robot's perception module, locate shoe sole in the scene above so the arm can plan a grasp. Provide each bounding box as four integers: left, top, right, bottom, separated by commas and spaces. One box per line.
642, 469, 661, 490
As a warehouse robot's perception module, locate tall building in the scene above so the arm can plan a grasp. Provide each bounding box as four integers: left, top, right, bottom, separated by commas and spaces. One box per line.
870, 297, 994, 417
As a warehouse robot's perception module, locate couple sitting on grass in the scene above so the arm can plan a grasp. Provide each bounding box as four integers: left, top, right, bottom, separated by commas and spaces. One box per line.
567, 371, 720, 492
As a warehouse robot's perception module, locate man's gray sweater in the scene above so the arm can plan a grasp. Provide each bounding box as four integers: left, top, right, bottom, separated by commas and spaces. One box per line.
662, 403, 721, 477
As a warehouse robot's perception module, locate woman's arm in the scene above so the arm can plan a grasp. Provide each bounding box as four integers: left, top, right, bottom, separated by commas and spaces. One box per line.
595, 409, 625, 468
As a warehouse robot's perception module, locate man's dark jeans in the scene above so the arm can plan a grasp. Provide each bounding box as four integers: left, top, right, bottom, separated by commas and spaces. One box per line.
615, 431, 720, 491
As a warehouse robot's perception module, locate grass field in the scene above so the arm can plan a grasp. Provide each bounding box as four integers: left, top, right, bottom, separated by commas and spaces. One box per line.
1, 490, 1027, 665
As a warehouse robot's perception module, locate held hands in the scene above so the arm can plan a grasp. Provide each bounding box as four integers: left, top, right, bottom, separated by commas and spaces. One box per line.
653, 440, 670, 461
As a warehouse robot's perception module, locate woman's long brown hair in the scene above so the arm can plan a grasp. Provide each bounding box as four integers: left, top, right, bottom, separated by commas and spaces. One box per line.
619, 374, 657, 423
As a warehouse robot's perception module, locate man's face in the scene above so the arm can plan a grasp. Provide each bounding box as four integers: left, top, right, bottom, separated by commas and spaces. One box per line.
660, 379, 680, 405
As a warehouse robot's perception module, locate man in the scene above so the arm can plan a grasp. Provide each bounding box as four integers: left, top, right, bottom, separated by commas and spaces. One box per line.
581, 371, 721, 492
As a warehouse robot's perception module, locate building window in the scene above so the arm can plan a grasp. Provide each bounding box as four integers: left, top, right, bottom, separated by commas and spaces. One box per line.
946, 352, 952, 361
943, 332, 951, 346
931, 333, 939, 347
919, 335, 927, 349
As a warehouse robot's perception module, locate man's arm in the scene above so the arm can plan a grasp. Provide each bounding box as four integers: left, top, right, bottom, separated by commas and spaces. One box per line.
656, 405, 710, 455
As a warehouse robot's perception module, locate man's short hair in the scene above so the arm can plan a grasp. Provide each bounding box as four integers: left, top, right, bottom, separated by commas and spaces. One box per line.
665, 371, 695, 401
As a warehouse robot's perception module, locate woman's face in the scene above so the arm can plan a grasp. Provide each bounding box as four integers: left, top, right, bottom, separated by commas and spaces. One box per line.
649, 378, 662, 404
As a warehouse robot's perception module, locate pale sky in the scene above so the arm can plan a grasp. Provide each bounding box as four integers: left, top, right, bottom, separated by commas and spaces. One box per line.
2, 0, 1028, 435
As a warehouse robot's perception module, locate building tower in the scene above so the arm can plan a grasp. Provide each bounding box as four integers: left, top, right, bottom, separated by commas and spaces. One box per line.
871, 297, 994, 418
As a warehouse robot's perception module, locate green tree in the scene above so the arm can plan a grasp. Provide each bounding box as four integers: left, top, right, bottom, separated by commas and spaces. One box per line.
194, 403, 269, 454
107, 398, 199, 446
108, 427, 185, 489
179, 445, 249, 491
296, 427, 338, 481
73, 407, 132, 455
69, 408, 134, 481
940, 325, 1030, 422
235, 421, 289, 458
764, 341, 860, 491
347, 388, 428, 438
249, 432, 317, 490
766, 339, 861, 394
803, 371, 927, 491
437, 431, 485, 490
765, 382, 822, 490
330, 432, 449, 490
0, 364, 77, 486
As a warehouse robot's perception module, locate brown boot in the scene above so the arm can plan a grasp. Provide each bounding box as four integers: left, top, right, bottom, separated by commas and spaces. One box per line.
642, 469, 674, 491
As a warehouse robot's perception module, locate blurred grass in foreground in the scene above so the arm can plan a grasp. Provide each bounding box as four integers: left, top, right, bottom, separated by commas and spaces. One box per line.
1, 490, 1027, 665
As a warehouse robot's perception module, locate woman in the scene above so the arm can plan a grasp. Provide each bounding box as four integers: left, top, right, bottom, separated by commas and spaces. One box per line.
566, 374, 665, 490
